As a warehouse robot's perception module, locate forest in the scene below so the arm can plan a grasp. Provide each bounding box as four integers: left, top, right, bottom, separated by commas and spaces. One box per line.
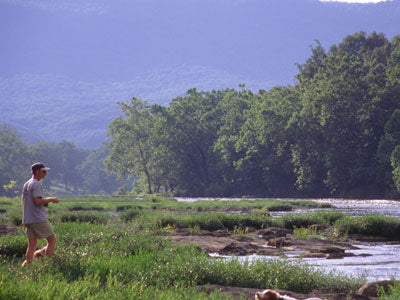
0, 131, 120, 197
2, 31, 400, 199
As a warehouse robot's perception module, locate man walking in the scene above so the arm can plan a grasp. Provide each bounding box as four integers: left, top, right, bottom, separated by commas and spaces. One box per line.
21, 162, 59, 267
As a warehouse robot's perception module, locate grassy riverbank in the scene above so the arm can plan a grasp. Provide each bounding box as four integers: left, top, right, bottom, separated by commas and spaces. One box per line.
0, 195, 398, 299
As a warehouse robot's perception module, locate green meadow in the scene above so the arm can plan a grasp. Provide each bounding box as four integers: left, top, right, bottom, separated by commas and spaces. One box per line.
1, 196, 399, 299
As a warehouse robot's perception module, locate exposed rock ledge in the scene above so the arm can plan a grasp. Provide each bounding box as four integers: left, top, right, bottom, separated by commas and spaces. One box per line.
197, 280, 396, 299
165, 228, 398, 299
166, 227, 371, 259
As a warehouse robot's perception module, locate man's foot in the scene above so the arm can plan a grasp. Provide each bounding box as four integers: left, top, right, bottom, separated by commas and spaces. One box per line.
21, 260, 32, 267
33, 249, 45, 259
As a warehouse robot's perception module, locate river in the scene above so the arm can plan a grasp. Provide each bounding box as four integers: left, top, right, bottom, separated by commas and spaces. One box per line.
178, 197, 400, 282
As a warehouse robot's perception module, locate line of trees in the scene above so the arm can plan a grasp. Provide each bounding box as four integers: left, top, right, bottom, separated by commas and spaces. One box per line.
106, 32, 400, 198
0, 125, 119, 197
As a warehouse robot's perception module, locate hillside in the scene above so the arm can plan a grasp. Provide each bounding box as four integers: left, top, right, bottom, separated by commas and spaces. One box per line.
1, 0, 400, 148
0, 67, 271, 147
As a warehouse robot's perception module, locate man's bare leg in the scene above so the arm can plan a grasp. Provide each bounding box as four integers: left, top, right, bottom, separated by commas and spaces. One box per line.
32, 234, 56, 261
44, 234, 56, 257
22, 236, 38, 267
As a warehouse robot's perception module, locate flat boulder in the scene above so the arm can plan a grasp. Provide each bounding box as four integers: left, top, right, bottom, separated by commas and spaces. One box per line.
219, 242, 271, 256
267, 237, 292, 247
357, 280, 397, 297
257, 227, 293, 240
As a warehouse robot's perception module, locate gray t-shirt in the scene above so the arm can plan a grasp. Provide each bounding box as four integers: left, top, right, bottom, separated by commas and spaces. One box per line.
22, 178, 48, 224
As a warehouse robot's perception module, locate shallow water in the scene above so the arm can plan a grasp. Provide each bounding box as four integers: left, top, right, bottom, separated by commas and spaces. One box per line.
313, 198, 400, 219
212, 242, 400, 282
179, 197, 400, 282
268, 199, 400, 220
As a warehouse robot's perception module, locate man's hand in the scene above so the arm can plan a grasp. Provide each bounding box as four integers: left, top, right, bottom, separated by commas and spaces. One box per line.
46, 197, 59, 204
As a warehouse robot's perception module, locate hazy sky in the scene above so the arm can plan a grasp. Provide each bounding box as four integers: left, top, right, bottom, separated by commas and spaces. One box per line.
1, 0, 398, 82
320, 0, 388, 2
1, 0, 399, 146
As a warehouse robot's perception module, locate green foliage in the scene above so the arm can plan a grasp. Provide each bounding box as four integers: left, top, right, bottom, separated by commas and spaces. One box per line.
0, 127, 120, 197
106, 98, 156, 194
0, 125, 32, 196
334, 214, 400, 238
3, 180, 19, 195
158, 212, 273, 231
32, 140, 89, 192
119, 208, 143, 222
8, 211, 22, 226
391, 145, 400, 191
2, 31, 400, 198
0, 234, 27, 257
378, 280, 400, 299
59, 212, 108, 224
102, 31, 400, 198
278, 210, 345, 229
293, 226, 319, 239
267, 204, 293, 212
78, 143, 119, 194
0, 195, 374, 298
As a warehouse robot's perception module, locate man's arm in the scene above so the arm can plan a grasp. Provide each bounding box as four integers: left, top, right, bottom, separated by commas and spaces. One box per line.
34, 197, 59, 206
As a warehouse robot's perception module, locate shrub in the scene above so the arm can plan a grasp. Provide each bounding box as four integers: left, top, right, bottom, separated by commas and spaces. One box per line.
277, 211, 345, 229
334, 215, 400, 239
157, 212, 273, 231
116, 205, 134, 211
59, 212, 108, 224
0, 234, 27, 257
9, 212, 22, 226
68, 206, 104, 211
267, 204, 293, 212
293, 226, 319, 239
378, 280, 400, 299
119, 208, 143, 222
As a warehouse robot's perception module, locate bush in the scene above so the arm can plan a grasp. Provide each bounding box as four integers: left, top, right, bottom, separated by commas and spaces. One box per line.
378, 280, 400, 299
116, 205, 133, 211
334, 215, 400, 239
59, 212, 108, 224
267, 204, 293, 212
119, 208, 143, 222
0, 234, 27, 257
68, 206, 104, 211
9, 212, 22, 226
158, 213, 273, 231
277, 211, 345, 229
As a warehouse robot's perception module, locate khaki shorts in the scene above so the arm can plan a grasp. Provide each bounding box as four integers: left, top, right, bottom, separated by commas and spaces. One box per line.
25, 222, 55, 239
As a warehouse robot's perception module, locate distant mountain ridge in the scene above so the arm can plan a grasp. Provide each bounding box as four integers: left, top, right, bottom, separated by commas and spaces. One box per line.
1, 66, 273, 147
1, 0, 400, 148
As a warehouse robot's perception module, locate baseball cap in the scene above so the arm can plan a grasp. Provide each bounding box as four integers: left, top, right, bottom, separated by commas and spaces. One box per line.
31, 162, 51, 172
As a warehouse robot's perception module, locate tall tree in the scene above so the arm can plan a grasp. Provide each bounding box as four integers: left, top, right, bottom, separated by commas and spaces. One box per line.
213, 87, 254, 195
78, 143, 119, 194
163, 89, 226, 195
106, 98, 155, 194
0, 125, 32, 196
292, 32, 394, 197
32, 141, 87, 191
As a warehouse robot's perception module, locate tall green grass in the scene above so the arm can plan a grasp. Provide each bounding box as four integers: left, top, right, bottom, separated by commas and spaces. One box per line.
379, 281, 400, 299
2, 196, 400, 299
156, 212, 273, 231
334, 214, 400, 238
0, 215, 364, 299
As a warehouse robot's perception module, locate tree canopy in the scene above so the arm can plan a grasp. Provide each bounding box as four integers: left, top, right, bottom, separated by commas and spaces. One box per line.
106, 32, 400, 198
